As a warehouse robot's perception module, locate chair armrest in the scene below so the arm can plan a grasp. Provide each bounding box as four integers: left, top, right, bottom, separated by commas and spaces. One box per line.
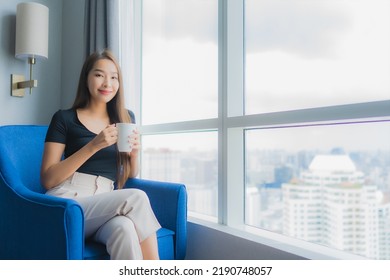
0, 175, 84, 260
124, 178, 187, 260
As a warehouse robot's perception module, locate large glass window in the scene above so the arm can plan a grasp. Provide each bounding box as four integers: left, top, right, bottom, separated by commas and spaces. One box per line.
142, 0, 218, 124
141, 0, 219, 219
245, 120, 390, 259
135, 0, 390, 259
141, 132, 218, 217
245, 0, 390, 115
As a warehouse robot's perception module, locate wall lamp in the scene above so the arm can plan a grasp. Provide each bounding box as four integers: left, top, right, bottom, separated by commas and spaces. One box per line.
11, 2, 48, 97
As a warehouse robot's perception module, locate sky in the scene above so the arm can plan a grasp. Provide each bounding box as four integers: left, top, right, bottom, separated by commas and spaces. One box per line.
245, 0, 390, 114
139, 0, 390, 151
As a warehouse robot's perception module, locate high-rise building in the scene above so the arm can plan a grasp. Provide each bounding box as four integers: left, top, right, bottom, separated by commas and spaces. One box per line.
282, 154, 385, 259
142, 148, 181, 182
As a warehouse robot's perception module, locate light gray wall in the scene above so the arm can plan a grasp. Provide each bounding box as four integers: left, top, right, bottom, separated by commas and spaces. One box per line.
0, 0, 63, 125
61, 0, 85, 109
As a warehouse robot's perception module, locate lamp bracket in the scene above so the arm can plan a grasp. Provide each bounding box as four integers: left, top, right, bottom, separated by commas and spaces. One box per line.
11, 74, 38, 97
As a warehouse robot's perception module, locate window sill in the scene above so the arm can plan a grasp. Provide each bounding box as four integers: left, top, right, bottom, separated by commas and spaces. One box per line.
187, 216, 368, 260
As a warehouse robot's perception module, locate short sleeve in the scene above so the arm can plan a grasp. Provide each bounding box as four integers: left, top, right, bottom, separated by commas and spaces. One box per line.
129, 110, 136, 124
45, 110, 67, 144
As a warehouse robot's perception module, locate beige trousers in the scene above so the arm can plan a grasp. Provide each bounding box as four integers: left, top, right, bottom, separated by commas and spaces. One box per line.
46, 172, 161, 260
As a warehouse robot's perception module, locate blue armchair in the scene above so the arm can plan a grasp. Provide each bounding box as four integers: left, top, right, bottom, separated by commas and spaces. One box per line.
0, 125, 187, 260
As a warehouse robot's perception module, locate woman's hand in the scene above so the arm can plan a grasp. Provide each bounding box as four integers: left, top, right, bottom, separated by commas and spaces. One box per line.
128, 128, 140, 157
127, 128, 140, 178
90, 124, 118, 151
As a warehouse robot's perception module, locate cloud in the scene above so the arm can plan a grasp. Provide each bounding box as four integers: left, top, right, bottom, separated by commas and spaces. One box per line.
245, 0, 350, 58
143, 0, 217, 43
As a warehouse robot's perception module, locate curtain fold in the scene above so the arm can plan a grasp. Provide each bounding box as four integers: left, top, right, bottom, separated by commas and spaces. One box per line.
84, 0, 119, 58
117, 0, 138, 113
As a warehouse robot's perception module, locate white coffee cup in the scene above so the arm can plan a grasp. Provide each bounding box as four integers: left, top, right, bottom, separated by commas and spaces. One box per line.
116, 123, 137, 152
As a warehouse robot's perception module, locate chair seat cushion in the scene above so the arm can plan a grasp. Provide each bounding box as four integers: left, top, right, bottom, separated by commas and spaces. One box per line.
84, 227, 175, 260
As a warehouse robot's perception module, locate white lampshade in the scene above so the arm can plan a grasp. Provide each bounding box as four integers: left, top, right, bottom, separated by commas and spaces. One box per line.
15, 2, 49, 60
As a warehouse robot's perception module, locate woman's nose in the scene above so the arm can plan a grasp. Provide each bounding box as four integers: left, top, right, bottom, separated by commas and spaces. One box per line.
103, 77, 111, 87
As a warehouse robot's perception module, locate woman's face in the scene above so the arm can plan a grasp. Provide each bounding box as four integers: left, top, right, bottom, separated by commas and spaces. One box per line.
87, 58, 119, 104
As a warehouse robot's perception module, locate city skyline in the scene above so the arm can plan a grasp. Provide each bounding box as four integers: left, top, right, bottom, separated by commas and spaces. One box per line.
246, 150, 390, 260
142, 142, 390, 259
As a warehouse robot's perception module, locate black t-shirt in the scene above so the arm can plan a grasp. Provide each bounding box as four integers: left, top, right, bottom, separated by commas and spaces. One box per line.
45, 108, 135, 182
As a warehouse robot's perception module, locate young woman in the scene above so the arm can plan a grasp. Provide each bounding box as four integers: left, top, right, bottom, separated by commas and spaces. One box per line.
40, 50, 160, 260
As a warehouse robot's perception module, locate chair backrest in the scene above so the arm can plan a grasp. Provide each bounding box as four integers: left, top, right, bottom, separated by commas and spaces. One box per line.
0, 125, 48, 194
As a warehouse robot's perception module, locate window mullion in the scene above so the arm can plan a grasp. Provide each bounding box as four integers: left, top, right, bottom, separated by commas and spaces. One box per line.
218, 0, 228, 225
219, 0, 245, 226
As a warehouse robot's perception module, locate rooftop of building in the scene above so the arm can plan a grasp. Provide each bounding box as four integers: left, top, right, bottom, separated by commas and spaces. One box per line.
309, 154, 357, 173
